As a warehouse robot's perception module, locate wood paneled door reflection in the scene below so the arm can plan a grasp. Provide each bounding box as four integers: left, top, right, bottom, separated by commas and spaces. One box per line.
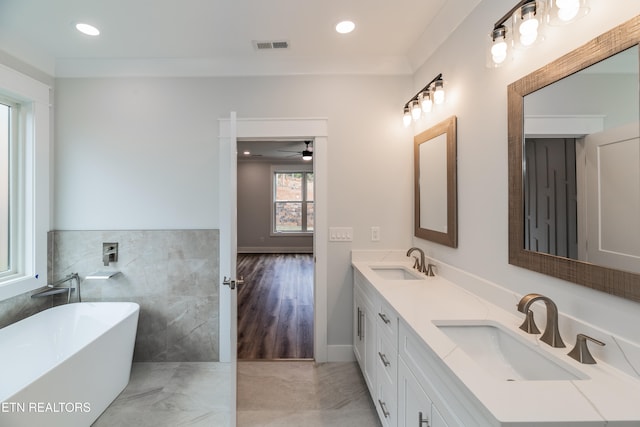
236, 254, 314, 360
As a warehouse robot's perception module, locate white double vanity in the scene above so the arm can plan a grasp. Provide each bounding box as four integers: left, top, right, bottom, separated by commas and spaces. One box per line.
351, 251, 640, 427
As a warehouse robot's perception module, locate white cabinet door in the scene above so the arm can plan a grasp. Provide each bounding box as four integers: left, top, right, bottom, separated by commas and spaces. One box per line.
399, 358, 449, 427
363, 298, 377, 394
354, 289, 365, 367
398, 358, 432, 427
354, 283, 376, 394
431, 405, 448, 427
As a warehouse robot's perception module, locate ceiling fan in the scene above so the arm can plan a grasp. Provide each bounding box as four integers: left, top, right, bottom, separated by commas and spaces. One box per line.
278, 141, 313, 161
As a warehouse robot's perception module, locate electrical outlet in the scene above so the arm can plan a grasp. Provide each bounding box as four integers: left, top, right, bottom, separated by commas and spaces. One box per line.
329, 227, 353, 242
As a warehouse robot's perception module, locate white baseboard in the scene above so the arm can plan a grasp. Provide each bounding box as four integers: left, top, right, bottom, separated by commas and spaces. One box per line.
238, 246, 313, 254
327, 345, 356, 362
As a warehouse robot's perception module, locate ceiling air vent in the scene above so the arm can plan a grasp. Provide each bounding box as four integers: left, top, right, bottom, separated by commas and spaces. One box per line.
253, 40, 290, 50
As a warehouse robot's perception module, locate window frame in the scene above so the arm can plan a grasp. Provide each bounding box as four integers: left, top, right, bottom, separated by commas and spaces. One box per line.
270, 164, 314, 236
0, 64, 50, 301
0, 97, 20, 278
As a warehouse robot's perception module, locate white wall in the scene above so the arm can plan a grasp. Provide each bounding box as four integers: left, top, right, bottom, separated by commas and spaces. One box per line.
54, 74, 413, 349
409, 1, 640, 344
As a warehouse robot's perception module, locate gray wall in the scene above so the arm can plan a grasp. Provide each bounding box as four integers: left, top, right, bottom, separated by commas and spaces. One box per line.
237, 161, 313, 253
0, 229, 220, 362
52, 229, 220, 362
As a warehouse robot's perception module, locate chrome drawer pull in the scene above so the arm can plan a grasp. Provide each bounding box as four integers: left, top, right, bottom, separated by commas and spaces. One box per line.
378, 312, 391, 324
378, 351, 391, 367
378, 400, 390, 418
419, 411, 430, 426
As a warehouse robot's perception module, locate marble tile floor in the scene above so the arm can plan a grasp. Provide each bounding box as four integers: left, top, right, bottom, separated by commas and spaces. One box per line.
92, 362, 231, 426
92, 360, 380, 427
237, 361, 381, 427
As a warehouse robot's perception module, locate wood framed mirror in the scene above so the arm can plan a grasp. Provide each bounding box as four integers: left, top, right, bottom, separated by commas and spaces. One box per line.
414, 115, 457, 247
508, 16, 640, 302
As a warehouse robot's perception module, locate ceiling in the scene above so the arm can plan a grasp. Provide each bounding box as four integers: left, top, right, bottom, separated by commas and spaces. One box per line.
237, 140, 313, 162
0, 0, 481, 78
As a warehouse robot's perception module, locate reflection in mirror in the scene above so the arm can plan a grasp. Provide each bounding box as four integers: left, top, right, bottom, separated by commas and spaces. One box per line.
414, 116, 457, 247
508, 16, 640, 302
523, 46, 640, 274
419, 132, 448, 232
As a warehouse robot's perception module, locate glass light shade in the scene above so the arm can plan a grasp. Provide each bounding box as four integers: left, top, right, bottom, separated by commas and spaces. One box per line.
491, 27, 509, 65
547, 0, 589, 25
556, 0, 579, 21
433, 81, 445, 105
410, 100, 422, 121
402, 108, 412, 127
419, 91, 433, 113
519, 3, 539, 46
302, 150, 313, 161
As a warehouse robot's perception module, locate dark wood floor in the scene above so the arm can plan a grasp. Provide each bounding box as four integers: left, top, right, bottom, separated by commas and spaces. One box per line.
237, 253, 314, 360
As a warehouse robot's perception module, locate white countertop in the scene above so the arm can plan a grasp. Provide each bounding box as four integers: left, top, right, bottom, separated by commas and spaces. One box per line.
352, 258, 640, 426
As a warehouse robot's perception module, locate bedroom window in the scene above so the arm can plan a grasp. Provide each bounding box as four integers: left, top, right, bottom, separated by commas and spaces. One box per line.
273, 171, 314, 234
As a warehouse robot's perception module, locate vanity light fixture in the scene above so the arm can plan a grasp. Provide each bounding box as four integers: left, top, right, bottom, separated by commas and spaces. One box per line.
488, 0, 589, 67
402, 73, 445, 127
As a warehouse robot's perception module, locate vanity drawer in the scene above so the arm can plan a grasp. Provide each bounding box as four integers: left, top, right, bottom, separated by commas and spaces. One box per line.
376, 298, 398, 341
377, 328, 397, 385
376, 366, 397, 427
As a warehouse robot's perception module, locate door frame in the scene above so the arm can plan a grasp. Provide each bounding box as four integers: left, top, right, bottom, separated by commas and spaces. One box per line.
219, 116, 329, 363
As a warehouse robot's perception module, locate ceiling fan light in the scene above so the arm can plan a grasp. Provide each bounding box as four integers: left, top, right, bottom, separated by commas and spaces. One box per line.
302, 150, 313, 161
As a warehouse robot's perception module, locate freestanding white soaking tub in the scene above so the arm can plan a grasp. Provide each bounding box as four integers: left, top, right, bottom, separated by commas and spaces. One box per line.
0, 302, 140, 427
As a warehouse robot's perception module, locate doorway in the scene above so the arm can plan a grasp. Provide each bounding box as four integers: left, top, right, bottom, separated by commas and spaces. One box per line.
218, 115, 329, 359
236, 141, 315, 359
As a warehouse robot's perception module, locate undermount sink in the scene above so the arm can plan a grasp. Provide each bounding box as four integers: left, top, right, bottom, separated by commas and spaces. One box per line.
434, 320, 588, 381
370, 266, 425, 280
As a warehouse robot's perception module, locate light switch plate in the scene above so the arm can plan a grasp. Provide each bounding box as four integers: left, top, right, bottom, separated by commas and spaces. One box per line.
329, 227, 353, 242
371, 226, 380, 241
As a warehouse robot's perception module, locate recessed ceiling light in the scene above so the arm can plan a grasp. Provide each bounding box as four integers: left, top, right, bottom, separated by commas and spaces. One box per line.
75, 23, 100, 36
335, 20, 355, 34
243, 151, 251, 156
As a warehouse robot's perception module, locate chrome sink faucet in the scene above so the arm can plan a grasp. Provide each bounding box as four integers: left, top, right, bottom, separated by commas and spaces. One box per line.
517, 293, 565, 348
406, 247, 425, 273
406, 247, 435, 276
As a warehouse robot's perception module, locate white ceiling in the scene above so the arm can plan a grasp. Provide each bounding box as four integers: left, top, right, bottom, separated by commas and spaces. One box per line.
237, 140, 312, 162
0, 0, 481, 77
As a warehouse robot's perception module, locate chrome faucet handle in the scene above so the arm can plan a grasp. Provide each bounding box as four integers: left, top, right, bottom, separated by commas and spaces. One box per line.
567, 334, 605, 364
518, 309, 541, 334
411, 256, 421, 270
424, 263, 436, 277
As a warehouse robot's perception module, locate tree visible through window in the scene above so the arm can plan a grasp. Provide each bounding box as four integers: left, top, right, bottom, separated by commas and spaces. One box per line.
274, 172, 314, 233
